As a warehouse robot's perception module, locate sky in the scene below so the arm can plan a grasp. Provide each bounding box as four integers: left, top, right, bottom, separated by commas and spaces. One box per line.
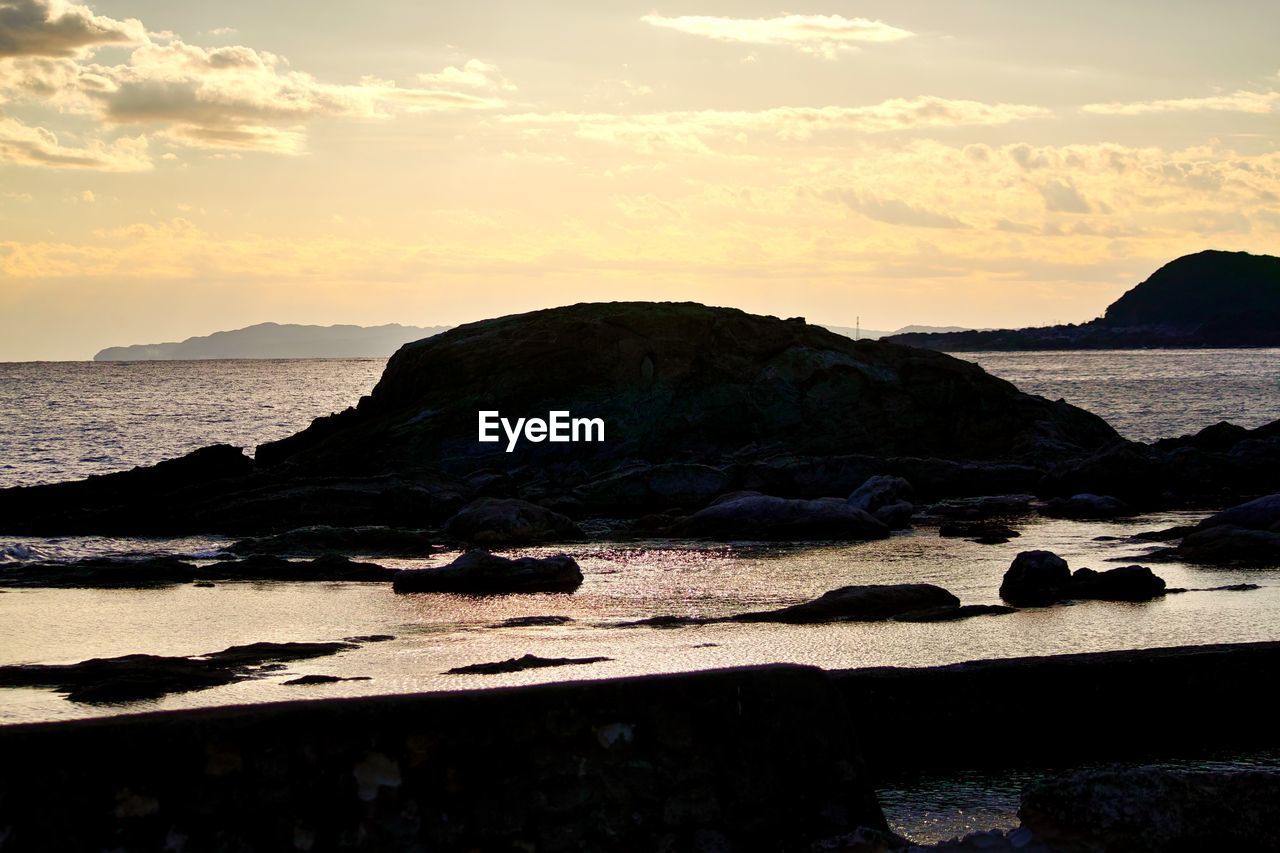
0, 1, 1277, 360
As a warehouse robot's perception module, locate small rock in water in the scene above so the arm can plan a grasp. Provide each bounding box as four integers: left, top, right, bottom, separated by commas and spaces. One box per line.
282, 674, 372, 686
446, 654, 611, 675
487, 615, 575, 628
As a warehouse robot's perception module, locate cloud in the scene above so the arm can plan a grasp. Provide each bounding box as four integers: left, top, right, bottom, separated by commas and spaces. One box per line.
1038, 178, 1092, 213
417, 58, 513, 92
0, 0, 144, 58
503, 96, 1051, 152
0, 31, 511, 161
1083, 90, 1280, 115
828, 189, 967, 228
641, 13, 913, 58
0, 113, 149, 168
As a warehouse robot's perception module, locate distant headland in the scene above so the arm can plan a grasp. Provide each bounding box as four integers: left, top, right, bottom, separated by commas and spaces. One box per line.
886, 250, 1280, 350
93, 322, 449, 361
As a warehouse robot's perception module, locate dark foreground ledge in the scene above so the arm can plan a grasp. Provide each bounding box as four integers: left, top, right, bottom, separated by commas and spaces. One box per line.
0, 665, 883, 853
4, 644, 1280, 851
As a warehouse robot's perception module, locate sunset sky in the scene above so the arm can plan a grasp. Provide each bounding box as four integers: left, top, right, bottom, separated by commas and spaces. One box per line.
1, 0, 1277, 360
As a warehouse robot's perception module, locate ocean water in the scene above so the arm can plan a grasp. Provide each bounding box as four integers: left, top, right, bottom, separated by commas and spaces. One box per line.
2, 351, 1279, 842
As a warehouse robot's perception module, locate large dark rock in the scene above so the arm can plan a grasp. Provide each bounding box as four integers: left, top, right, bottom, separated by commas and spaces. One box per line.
848, 475, 914, 530
1069, 565, 1166, 601
392, 549, 583, 593
1196, 493, 1280, 531
734, 584, 960, 624
442, 498, 584, 544
1019, 767, 1280, 852
673, 495, 890, 541
0, 303, 1120, 535
0, 554, 396, 588
999, 551, 1072, 606
230, 525, 439, 556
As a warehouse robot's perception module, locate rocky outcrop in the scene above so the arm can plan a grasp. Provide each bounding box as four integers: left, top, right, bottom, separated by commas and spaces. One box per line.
673, 494, 890, 541
1177, 525, 1280, 565
392, 549, 583, 593
734, 584, 960, 624
1000, 551, 1166, 605
0, 641, 357, 703
1196, 493, 1280, 531
0, 303, 1121, 536
229, 525, 439, 556
0, 554, 395, 588
1019, 767, 1280, 852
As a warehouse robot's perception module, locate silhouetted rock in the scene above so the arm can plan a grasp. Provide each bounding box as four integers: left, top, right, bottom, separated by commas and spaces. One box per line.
392, 549, 583, 593
926, 494, 1036, 521
282, 674, 372, 685
0, 641, 356, 703
0, 556, 200, 588
1196, 493, 1280, 531
0, 303, 1121, 535
1019, 767, 1280, 852
999, 551, 1071, 606
891, 604, 1017, 622
442, 498, 584, 544
1043, 493, 1131, 519
230, 525, 439, 556
446, 654, 611, 675
938, 521, 1020, 542
487, 615, 575, 628
1177, 525, 1280, 565
734, 584, 960, 624
887, 250, 1280, 350
207, 554, 395, 582
1070, 565, 1166, 601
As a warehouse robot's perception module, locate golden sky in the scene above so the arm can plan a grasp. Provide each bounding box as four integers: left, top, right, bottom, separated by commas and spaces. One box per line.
1, 0, 1278, 359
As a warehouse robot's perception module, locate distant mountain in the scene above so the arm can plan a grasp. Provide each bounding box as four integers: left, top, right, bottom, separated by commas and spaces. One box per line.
93, 323, 448, 361
885, 250, 1280, 351
823, 324, 971, 341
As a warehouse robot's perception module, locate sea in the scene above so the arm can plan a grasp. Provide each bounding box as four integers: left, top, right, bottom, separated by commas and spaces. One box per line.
1, 349, 1279, 843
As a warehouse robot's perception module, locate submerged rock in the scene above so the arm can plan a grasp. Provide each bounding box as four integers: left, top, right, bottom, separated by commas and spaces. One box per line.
1019, 767, 1280, 852
442, 498, 584, 545
673, 495, 890, 541
487, 615, 575, 628
446, 653, 611, 675
891, 604, 1017, 622
999, 551, 1072, 606
392, 549, 583, 594
734, 584, 960, 624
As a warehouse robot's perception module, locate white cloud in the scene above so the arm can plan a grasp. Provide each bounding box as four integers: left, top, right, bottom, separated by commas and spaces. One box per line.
417, 58, 514, 92
1083, 90, 1280, 115
641, 13, 914, 58
0, 113, 149, 169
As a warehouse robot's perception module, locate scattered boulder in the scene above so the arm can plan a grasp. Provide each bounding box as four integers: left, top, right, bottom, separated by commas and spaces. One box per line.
1070, 565, 1167, 601
229, 525, 439, 556
734, 584, 960, 624
392, 549, 583, 594
442, 498, 584, 545
1042, 493, 1131, 520
999, 551, 1072, 606
1177, 525, 1280, 565
673, 495, 890, 541
1019, 767, 1280, 853
446, 654, 611, 675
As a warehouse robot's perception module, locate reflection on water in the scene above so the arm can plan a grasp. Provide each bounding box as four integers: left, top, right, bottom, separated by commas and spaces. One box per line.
2, 512, 1276, 726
